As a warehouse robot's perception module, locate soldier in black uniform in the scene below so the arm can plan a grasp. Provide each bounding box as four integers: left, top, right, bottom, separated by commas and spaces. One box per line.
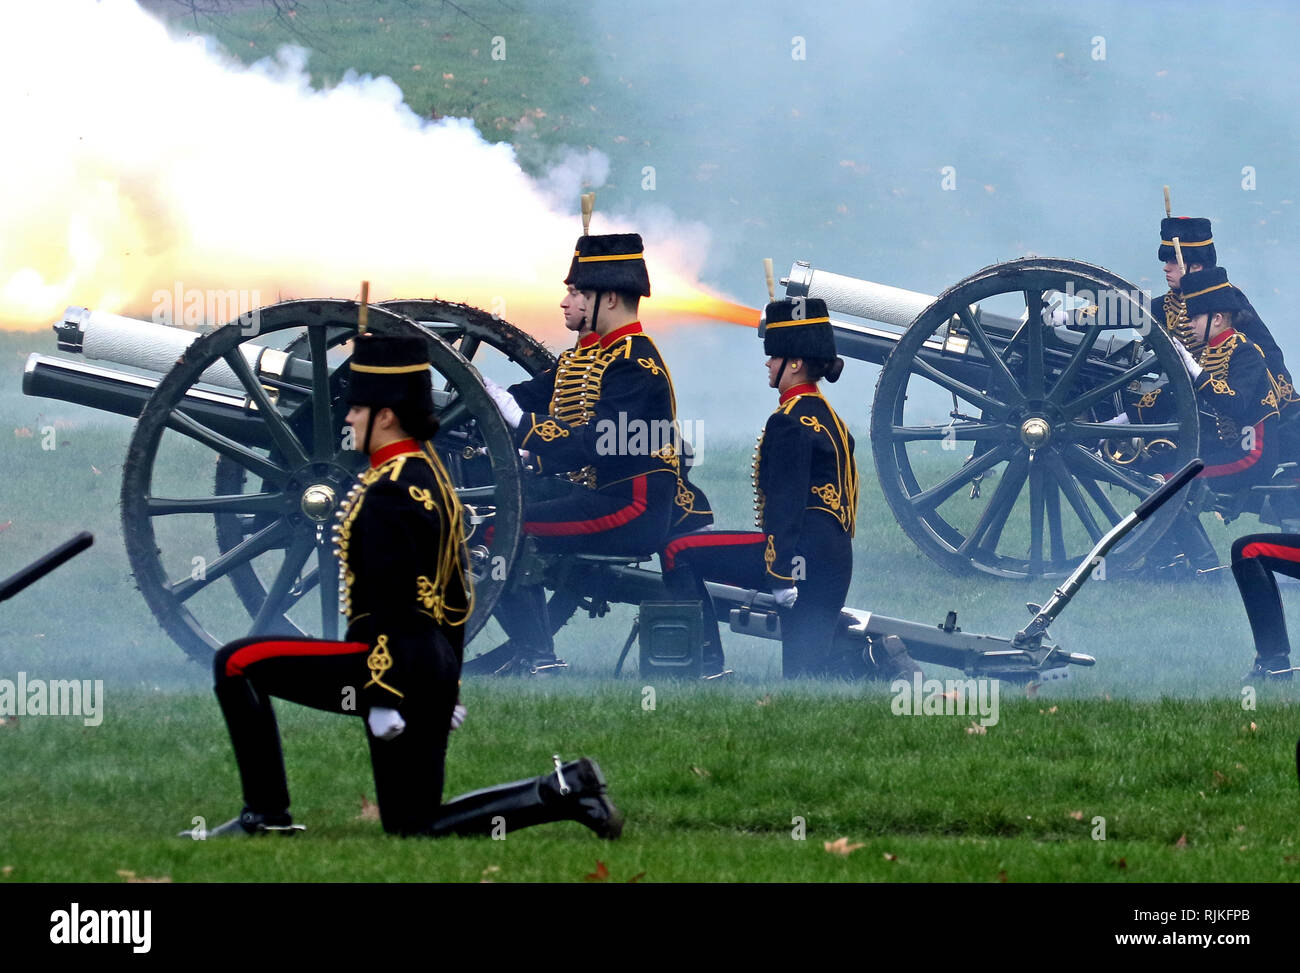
660, 298, 897, 679
1134, 267, 1281, 491
481, 233, 712, 670
1155, 216, 1296, 424
187, 332, 621, 839
1228, 534, 1300, 681
1124, 267, 1282, 576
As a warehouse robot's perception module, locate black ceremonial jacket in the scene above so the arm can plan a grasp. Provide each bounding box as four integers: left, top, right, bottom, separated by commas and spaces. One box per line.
753, 384, 859, 585
334, 439, 472, 709
1133, 329, 1280, 483
514, 321, 683, 491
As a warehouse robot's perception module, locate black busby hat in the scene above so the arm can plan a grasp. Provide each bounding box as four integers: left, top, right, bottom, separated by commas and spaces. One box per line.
760, 298, 837, 360
1182, 266, 1250, 318
1158, 217, 1216, 267
569, 233, 651, 297
563, 237, 583, 286
346, 332, 435, 411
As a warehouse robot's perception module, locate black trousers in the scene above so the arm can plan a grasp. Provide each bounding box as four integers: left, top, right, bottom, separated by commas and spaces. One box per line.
1230, 533, 1300, 661
213, 629, 458, 836
661, 514, 853, 678
493, 472, 676, 659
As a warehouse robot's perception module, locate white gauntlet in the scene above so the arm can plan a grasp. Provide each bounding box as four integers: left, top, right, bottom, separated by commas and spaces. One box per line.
483, 377, 523, 429
772, 586, 799, 608
1173, 341, 1203, 380
368, 706, 406, 741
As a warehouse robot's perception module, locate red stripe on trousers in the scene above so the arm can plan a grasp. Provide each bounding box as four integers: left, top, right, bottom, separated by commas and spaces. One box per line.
1240, 541, 1300, 564
525, 474, 648, 537
1199, 422, 1265, 477
225, 639, 370, 678
662, 532, 765, 571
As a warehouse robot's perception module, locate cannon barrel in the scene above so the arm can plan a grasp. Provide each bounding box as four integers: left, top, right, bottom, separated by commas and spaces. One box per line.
23, 353, 277, 446
54, 306, 302, 393
781, 259, 1146, 376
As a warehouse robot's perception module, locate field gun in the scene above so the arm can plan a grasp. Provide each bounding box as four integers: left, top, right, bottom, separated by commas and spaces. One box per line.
17, 256, 1215, 677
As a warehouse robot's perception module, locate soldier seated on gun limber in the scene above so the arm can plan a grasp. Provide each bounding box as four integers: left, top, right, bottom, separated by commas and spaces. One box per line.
1116, 266, 1282, 577
478, 232, 714, 675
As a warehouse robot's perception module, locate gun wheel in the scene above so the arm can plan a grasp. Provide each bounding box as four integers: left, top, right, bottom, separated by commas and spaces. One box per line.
122, 299, 526, 665
870, 257, 1199, 580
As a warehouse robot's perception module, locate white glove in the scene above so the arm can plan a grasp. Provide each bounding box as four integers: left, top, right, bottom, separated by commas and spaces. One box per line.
772, 586, 799, 608
1101, 412, 1129, 425
450, 703, 467, 731
482, 377, 523, 429
1172, 340, 1203, 380
368, 706, 406, 741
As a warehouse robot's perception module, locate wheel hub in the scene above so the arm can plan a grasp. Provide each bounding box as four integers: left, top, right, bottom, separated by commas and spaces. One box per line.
300, 483, 337, 522
1019, 416, 1052, 449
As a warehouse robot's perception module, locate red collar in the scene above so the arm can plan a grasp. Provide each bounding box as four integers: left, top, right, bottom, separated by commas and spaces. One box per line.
1208, 327, 1237, 348
370, 438, 422, 468
599, 321, 643, 348
577, 331, 601, 349
779, 383, 818, 405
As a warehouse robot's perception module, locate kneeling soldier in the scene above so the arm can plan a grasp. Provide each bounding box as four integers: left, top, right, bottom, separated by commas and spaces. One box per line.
660, 299, 907, 679
187, 332, 620, 839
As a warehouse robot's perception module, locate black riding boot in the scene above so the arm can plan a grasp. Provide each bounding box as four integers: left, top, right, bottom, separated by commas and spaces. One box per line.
423, 758, 622, 839
480, 582, 567, 674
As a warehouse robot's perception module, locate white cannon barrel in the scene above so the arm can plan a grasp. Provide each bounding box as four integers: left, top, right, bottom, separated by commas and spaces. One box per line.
56, 307, 286, 393
782, 261, 937, 328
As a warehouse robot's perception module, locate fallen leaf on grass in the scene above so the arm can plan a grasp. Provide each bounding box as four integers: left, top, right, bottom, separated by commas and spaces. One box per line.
755, 695, 772, 707
1284, 856, 1300, 864
882, 852, 898, 862
1236, 824, 1247, 832
1249, 722, 1257, 732
997, 870, 1008, 882
1038, 706, 1058, 715
1, 866, 12, 876
1114, 858, 1127, 869
116, 869, 171, 883
91, 466, 102, 475
690, 766, 710, 778
1067, 810, 1084, 821
0, 717, 17, 728
626, 872, 646, 883
965, 722, 987, 735
584, 861, 610, 882
823, 837, 864, 856
480, 865, 500, 883
1174, 834, 1188, 850
357, 795, 380, 822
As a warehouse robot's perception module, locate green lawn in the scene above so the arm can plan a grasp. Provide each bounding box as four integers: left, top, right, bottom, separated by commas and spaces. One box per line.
2, 687, 1297, 882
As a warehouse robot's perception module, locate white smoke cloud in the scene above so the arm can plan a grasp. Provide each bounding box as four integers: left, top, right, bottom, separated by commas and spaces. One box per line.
0, 0, 719, 335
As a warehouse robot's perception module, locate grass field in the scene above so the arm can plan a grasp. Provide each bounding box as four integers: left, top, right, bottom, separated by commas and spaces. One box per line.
3, 687, 1298, 883
2, 1, 1298, 885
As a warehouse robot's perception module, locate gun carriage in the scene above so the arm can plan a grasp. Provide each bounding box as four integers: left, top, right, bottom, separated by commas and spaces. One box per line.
21, 256, 1225, 678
